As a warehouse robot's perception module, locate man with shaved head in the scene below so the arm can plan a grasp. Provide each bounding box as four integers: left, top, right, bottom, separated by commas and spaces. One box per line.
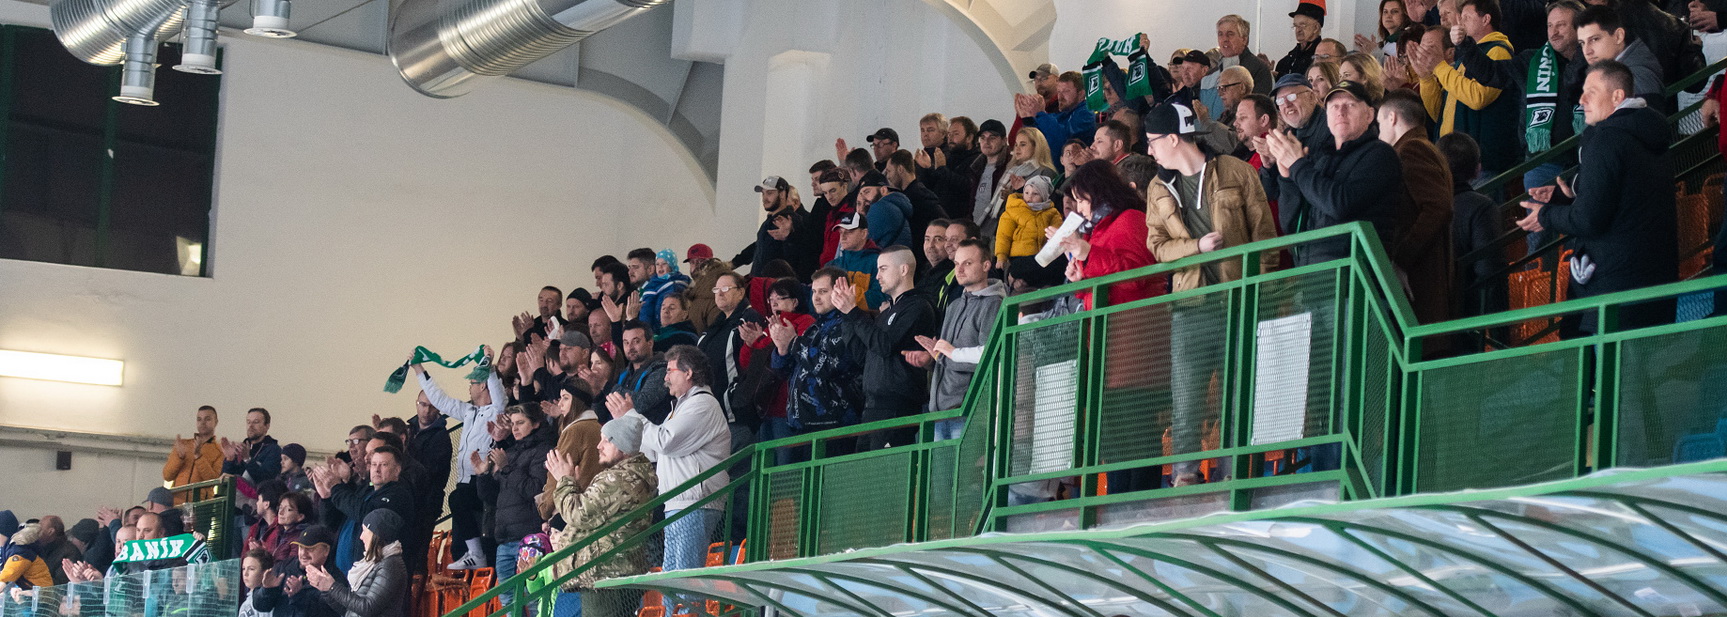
828, 245, 940, 451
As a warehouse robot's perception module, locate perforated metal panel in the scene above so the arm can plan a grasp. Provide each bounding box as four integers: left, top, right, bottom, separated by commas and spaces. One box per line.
1617, 326, 1727, 468
1417, 349, 1581, 492
1009, 320, 1082, 477
764, 469, 803, 560
1254, 271, 1340, 438
817, 452, 911, 554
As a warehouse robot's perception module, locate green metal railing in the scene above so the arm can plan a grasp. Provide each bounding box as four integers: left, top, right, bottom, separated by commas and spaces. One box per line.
169, 476, 239, 559
449, 225, 1727, 616
1462, 56, 1726, 330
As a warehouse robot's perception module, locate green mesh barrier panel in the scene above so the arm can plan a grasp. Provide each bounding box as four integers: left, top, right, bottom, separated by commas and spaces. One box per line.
817, 452, 912, 553
1009, 320, 1082, 477
953, 373, 994, 536
925, 445, 958, 541
0, 559, 241, 617
1617, 326, 1727, 467
765, 469, 804, 560
1254, 270, 1340, 439
1099, 291, 1232, 466
1359, 309, 1394, 491
1417, 349, 1580, 492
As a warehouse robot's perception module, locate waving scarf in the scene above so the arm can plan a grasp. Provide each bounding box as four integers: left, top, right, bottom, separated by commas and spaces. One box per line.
383, 346, 490, 393
1083, 35, 1153, 112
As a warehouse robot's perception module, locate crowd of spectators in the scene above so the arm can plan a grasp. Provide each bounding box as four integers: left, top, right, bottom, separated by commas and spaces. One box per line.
5, 0, 1726, 616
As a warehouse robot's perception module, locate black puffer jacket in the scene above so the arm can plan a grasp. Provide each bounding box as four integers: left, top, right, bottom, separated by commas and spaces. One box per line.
480, 423, 555, 542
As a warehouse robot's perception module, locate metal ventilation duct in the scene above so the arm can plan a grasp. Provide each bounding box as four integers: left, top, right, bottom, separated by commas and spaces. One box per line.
49, 0, 185, 66
388, 0, 668, 98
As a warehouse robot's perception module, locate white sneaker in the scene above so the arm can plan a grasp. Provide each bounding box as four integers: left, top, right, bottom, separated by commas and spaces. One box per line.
446, 552, 488, 570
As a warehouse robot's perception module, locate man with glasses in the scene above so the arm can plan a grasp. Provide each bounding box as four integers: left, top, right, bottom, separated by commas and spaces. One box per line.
695, 272, 768, 468
1277, 0, 1326, 77
1258, 74, 1331, 238
412, 349, 504, 571
618, 345, 731, 609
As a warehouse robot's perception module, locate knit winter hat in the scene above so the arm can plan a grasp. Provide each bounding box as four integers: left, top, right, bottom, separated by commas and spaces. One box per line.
0, 510, 17, 538
362, 509, 404, 546
282, 443, 308, 467
657, 249, 681, 276
69, 519, 100, 547
601, 415, 645, 455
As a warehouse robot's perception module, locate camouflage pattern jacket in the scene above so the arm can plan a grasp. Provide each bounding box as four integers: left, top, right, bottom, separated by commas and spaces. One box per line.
549, 453, 658, 591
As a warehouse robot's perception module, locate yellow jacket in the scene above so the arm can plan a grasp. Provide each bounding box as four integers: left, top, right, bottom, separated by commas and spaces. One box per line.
1419, 31, 1513, 136
995, 193, 1062, 263
163, 437, 224, 501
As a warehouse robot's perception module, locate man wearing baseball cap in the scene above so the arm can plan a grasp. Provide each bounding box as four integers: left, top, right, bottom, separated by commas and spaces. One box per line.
1027, 63, 1060, 112
865, 128, 898, 171
682, 243, 734, 332
1141, 98, 1281, 487
742, 175, 818, 279
826, 212, 885, 310
253, 525, 345, 615
1263, 80, 1408, 267
967, 120, 1012, 224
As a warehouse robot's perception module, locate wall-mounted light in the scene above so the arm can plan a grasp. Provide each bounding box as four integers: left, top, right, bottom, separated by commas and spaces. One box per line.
0, 350, 125, 386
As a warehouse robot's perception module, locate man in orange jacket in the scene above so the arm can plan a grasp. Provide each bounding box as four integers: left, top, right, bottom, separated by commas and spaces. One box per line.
162, 405, 223, 503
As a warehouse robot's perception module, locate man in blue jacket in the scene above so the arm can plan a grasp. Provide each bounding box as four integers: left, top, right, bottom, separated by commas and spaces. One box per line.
856, 171, 911, 250
1015, 71, 1097, 147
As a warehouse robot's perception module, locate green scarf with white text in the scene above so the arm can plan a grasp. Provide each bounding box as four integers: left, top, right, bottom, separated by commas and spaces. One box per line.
383, 345, 491, 393
1082, 35, 1152, 112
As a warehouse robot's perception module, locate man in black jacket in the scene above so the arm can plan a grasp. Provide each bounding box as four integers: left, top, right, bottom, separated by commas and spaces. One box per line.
1266, 80, 1410, 266
1519, 60, 1677, 334
221, 408, 281, 485
253, 526, 346, 617
885, 150, 948, 268
313, 445, 414, 570
404, 397, 451, 581
695, 272, 766, 453
917, 115, 983, 220
830, 246, 940, 451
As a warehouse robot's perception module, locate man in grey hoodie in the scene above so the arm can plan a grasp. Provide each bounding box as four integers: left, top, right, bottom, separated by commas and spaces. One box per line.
912, 239, 1006, 441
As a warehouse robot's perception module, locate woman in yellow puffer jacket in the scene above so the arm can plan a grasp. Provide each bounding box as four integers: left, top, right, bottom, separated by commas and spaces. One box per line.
994, 175, 1062, 269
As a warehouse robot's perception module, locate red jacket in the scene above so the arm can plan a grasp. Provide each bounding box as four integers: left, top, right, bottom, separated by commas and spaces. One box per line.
759, 312, 815, 419
1075, 208, 1166, 308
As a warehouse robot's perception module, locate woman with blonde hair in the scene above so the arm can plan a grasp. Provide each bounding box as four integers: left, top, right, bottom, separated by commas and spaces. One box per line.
1340, 52, 1386, 102
980, 128, 1059, 243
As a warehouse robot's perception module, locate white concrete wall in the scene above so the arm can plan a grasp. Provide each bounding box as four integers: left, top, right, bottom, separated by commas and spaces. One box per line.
0, 0, 1395, 518
0, 1, 724, 514
1048, 0, 1362, 75
0, 0, 1019, 517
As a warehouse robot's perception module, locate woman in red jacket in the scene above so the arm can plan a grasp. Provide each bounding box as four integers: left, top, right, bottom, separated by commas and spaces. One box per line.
1048, 159, 1166, 308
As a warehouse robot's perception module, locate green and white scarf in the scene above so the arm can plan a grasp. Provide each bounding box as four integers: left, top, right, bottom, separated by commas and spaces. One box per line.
1524, 43, 1560, 153
1082, 35, 1152, 112
383, 345, 491, 393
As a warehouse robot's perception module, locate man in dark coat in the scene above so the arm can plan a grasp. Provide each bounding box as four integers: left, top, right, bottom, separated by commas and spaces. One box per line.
1265, 80, 1410, 267
1379, 89, 1457, 332
829, 246, 940, 452
1519, 60, 1677, 334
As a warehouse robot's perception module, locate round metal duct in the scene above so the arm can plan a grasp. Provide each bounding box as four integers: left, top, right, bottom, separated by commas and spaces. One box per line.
50, 0, 186, 66
387, 0, 667, 98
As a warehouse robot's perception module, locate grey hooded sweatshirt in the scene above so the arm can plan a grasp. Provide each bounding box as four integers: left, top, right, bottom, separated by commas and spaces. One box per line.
927, 279, 1006, 411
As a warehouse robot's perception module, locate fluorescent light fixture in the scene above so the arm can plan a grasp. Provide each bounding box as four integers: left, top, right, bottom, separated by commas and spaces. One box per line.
0, 350, 125, 386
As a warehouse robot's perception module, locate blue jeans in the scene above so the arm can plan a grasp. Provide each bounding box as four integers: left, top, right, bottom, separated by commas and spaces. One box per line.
759, 417, 795, 465
933, 418, 964, 441
554, 592, 581, 617
661, 507, 722, 612
1522, 163, 1565, 258
494, 540, 522, 604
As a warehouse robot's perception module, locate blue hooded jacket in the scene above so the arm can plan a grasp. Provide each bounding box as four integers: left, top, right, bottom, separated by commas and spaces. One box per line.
865, 192, 913, 250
